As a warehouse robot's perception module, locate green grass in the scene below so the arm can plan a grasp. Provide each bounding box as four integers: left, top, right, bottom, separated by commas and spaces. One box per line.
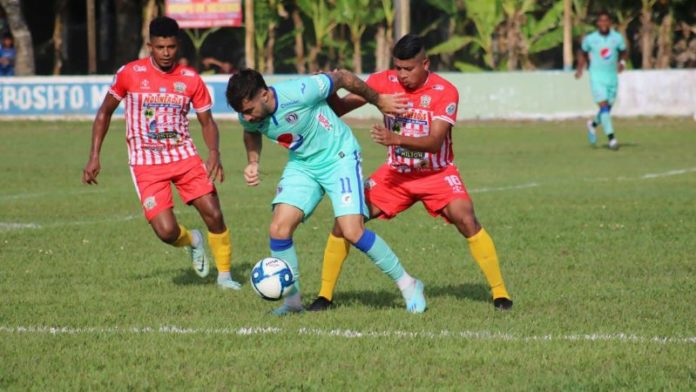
1, 118, 695, 390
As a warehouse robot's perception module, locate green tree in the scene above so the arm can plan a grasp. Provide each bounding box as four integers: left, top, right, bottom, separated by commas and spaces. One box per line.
297, 0, 338, 72
335, 0, 383, 73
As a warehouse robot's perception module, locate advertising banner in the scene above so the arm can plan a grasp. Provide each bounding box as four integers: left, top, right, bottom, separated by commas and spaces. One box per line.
165, 0, 242, 28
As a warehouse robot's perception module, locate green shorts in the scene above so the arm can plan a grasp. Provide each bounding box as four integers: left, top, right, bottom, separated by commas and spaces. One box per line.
272, 150, 368, 221
590, 78, 618, 104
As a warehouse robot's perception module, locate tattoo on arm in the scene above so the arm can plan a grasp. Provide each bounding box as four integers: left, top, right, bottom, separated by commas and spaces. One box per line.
331, 70, 379, 106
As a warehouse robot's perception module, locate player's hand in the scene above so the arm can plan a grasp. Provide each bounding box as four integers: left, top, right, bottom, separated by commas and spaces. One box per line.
244, 162, 260, 186
377, 93, 408, 116
574, 69, 583, 79
205, 150, 224, 183
82, 157, 101, 185
618, 62, 625, 73
370, 124, 398, 147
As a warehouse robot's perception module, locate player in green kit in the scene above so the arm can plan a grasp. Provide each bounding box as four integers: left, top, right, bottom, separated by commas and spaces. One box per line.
226, 69, 427, 315
575, 11, 627, 150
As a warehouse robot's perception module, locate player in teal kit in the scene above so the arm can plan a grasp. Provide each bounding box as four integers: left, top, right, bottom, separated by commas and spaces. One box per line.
575, 11, 627, 150
226, 69, 426, 315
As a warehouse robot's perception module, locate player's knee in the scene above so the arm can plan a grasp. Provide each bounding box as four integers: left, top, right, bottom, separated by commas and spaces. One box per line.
453, 214, 479, 237
341, 226, 364, 244
204, 208, 225, 231
268, 221, 293, 239
155, 225, 179, 244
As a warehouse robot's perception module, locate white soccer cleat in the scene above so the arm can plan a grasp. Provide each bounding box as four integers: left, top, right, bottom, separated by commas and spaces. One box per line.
608, 138, 619, 150
189, 229, 210, 278
586, 120, 597, 146
217, 276, 242, 290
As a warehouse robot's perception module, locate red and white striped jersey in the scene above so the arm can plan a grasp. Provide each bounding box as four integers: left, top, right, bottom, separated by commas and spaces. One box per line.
366, 70, 459, 173
109, 57, 212, 166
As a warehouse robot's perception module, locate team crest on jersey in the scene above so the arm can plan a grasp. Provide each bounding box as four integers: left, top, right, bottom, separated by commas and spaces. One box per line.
277, 133, 305, 151
446, 103, 457, 116
285, 112, 298, 124
174, 82, 186, 93
600, 47, 611, 60
143, 196, 157, 211
388, 75, 398, 82
133, 65, 147, 72
420, 95, 431, 108
432, 84, 445, 91
140, 79, 150, 90
341, 193, 353, 205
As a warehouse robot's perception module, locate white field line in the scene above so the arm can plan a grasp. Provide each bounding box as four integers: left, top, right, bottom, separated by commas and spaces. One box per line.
469, 182, 539, 193
640, 167, 696, 179
0, 325, 694, 345
0, 214, 138, 232
0, 189, 103, 202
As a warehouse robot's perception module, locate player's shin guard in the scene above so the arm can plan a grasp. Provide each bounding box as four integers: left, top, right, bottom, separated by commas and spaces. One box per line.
467, 228, 511, 300
353, 229, 404, 281
599, 106, 614, 136
208, 228, 231, 273
172, 225, 192, 247
319, 233, 350, 301
270, 237, 300, 293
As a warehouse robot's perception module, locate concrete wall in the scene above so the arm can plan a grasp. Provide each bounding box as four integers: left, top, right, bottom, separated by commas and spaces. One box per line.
0, 70, 694, 120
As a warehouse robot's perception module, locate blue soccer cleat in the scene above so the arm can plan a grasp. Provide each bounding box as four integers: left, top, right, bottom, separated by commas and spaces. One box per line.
189, 229, 209, 278
271, 303, 304, 316
586, 120, 597, 146
404, 279, 427, 313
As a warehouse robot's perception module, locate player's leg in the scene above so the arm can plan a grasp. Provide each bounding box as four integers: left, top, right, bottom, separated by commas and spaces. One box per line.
605, 83, 619, 150
269, 203, 305, 315
131, 164, 209, 277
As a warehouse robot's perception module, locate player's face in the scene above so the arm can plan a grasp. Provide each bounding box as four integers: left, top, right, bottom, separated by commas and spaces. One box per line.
597, 15, 611, 34
148, 36, 179, 71
239, 89, 272, 123
393, 52, 430, 90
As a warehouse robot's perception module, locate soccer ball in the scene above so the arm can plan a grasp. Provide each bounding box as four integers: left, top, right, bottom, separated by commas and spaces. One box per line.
250, 257, 295, 301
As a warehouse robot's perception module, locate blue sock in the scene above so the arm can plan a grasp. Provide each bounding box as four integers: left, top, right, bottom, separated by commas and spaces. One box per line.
270, 237, 300, 293
353, 230, 405, 281
599, 106, 614, 136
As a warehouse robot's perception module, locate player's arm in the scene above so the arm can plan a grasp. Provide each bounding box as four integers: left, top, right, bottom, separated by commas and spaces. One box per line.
575, 50, 588, 79
243, 130, 262, 186
618, 50, 628, 73
327, 92, 368, 117
196, 110, 224, 183
370, 119, 450, 153
82, 94, 120, 185
327, 70, 406, 115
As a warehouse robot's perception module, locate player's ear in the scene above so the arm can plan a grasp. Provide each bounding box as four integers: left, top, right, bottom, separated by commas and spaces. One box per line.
423, 57, 430, 71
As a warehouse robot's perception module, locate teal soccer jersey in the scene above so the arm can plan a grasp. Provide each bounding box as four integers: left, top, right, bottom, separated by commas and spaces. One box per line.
581, 30, 626, 83
239, 74, 368, 219
239, 74, 361, 169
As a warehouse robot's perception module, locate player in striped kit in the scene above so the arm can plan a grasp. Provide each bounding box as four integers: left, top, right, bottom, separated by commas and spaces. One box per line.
308, 34, 513, 311
82, 16, 241, 290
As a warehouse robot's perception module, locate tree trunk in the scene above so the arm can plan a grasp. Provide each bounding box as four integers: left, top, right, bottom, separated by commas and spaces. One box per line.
291, 8, 305, 73
640, 4, 655, 69
99, 0, 112, 64
375, 25, 387, 71
52, 0, 67, 75
562, 0, 572, 70
87, 0, 97, 74
352, 35, 362, 74
394, 0, 409, 41
244, 0, 255, 69
506, 12, 523, 70
139, 0, 158, 59
439, 18, 456, 70
655, 12, 672, 69
114, 0, 142, 68
0, 0, 35, 75
265, 21, 276, 74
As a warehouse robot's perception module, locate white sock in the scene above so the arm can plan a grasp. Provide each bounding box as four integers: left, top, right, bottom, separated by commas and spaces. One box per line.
396, 271, 416, 292
217, 271, 231, 282
284, 290, 302, 309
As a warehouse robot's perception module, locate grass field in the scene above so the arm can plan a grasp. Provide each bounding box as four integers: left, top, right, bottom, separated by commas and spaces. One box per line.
1, 118, 695, 390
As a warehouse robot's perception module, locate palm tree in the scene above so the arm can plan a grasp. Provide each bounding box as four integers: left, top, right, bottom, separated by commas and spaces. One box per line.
335, 0, 383, 73
297, 0, 338, 72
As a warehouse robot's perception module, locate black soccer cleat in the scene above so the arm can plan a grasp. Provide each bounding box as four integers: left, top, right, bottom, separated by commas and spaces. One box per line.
493, 297, 513, 311
307, 296, 333, 312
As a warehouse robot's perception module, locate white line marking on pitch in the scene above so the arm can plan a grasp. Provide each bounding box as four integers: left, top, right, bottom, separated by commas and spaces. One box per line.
0, 215, 138, 232
0, 189, 103, 202
470, 182, 539, 193
640, 167, 696, 179
1, 325, 694, 345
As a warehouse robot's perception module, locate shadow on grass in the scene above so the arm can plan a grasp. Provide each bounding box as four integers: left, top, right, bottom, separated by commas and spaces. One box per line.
427, 282, 491, 303
598, 142, 639, 150
332, 282, 491, 309
171, 261, 254, 286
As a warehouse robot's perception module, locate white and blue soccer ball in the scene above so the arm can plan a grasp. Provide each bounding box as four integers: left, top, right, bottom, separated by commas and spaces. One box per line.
250, 257, 295, 301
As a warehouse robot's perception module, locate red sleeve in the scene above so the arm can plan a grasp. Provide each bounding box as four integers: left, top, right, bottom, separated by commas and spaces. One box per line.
432, 84, 459, 125
365, 71, 386, 91
108, 65, 129, 101
191, 74, 212, 113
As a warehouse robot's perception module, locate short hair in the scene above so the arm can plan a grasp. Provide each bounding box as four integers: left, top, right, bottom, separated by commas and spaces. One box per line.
226, 69, 268, 111
393, 34, 425, 60
597, 10, 612, 21
149, 16, 179, 39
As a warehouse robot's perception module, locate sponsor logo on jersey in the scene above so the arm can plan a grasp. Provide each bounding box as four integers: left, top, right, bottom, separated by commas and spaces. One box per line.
285, 112, 298, 124
600, 47, 611, 60
301, 82, 307, 95
446, 103, 457, 116
143, 196, 157, 211
317, 113, 333, 131
133, 65, 147, 72
181, 69, 195, 77
432, 84, 445, 91
341, 193, 353, 205
174, 82, 186, 93
140, 79, 151, 90
364, 178, 376, 190
420, 95, 431, 108
145, 131, 179, 140
276, 186, 283, 195
277, 133, 305, 151
388, 75, 398, 82
394, 146, 425, 159
280, 100, 300, 108
142, 94, 185, 109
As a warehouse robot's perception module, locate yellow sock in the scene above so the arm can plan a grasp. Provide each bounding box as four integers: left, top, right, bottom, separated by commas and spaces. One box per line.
172, 225, 192, 247
467, 228, 511, 300
208, 228, 231, 273
318, 233, 350, 301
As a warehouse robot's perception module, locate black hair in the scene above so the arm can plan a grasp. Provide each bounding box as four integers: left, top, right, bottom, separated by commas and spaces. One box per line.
597, 10, 613, 21
149, 16, 179, 39
393, 34, 425, 60
2, 32, 12, 40
226, 69, 268, 111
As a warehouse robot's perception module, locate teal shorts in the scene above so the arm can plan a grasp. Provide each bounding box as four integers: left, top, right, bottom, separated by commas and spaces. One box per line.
590, 78, 618, 104
272, 150, 368, 221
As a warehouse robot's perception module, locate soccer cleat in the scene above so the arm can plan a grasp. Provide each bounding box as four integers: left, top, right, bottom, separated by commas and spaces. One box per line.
404, 279, 427, 313
307, 296, 333, 312
271, 304, 305, 316
217, 276, 242, 290
608, 138, 619, 150
586, 120, 597, 145
189, 229, 209, 278
493, 297, 513, 311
